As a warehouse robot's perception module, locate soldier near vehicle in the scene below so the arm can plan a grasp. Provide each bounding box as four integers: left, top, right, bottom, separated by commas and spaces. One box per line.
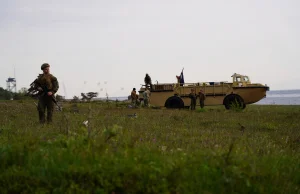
131, 88, 138, 106
143, 88, 151, 107
189, 88, 196, 110
137, 71, 269, 110
144, 73, 153, 89
198, 90, 206, 108
32, 63, 59, 124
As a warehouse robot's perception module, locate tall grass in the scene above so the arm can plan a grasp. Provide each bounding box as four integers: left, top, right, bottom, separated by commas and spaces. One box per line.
0, 100, 299, 193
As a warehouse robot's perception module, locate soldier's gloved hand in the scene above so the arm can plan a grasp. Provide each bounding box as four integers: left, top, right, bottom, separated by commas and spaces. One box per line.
37, 87, 43, 91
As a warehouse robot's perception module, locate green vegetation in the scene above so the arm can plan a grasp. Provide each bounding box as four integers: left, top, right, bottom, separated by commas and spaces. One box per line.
0, 87, 31, 100
0, 100, 299, 193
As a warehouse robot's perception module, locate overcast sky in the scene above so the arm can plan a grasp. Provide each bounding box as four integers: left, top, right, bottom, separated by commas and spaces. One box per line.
0, 0, 299, 98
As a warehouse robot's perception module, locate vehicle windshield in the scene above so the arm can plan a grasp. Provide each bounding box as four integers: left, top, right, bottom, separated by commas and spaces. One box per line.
243, 76, 249, 82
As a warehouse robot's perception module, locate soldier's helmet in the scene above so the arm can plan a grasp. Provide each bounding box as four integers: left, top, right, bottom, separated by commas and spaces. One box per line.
41, 63, 50, 70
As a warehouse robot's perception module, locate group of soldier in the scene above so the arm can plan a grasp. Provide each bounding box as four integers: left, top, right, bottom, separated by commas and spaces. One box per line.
31, 63, 205, 124
130, 87, 205, 110
31, 62, 153, 124
130, 87, 151, 107
188, 88, 206, 110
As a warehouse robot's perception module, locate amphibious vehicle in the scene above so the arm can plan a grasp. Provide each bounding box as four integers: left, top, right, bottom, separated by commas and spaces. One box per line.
138, 73, 269, 109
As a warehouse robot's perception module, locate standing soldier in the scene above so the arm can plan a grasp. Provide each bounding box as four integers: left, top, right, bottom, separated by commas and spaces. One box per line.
143, 88, 151, 107
189, 88, 196, 110
34, 63, 59, 124
131, 88, 137, 107
199, 90, 206, 108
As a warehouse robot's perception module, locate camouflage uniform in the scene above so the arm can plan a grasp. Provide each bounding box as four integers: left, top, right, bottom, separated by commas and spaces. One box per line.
189, 89, 196, 110
199, 91, 206, 108
34, 64, 59, 123
143, 89, 150, 107
131, 88, 137, 106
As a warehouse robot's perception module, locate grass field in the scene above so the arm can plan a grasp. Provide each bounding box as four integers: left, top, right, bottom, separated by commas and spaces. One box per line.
0, 100, 299, 193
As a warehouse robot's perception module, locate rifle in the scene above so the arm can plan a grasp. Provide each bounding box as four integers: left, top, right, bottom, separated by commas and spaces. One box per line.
26, 78, 62, 111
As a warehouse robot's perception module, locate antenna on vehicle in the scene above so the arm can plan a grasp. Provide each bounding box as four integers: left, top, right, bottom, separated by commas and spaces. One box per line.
14, 66, 17, 92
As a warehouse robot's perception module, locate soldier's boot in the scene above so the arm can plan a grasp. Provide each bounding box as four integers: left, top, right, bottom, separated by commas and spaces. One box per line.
47, 111, 53, 123
200, 102, 204, 109
38, 100, 46, 124
191, 101, 196, 110
39, 111, 45, 124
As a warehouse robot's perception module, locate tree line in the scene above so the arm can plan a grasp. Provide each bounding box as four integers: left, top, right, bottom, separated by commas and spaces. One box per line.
0, 87, 66, 101
0, 87, 30, 100
0, 87, 97, 101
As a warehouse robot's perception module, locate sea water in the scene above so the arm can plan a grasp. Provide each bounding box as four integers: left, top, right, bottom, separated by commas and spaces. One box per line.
103, 89, 300, 105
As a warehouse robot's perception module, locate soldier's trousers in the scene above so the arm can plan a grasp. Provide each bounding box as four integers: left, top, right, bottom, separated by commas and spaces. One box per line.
131, 99, 137, 107
190, 99, 196, 110
200, 101, 205, 108
38, 96, 54, 123
144, 99, 149, 107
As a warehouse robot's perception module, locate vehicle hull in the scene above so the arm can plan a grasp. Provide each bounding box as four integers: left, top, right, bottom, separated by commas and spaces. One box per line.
139, 84, 269, 108
233, 86, 268, 104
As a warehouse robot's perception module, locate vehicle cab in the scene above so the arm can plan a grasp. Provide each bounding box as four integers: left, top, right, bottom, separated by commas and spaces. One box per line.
231, 73, 251, 87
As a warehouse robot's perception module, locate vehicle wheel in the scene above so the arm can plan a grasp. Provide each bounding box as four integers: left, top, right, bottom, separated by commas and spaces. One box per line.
224, 94, 245, 110
165, 96, 184, 109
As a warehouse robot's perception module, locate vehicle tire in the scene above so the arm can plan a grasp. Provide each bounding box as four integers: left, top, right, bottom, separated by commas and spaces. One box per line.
165, 96, 184, 109
224, 94, 245, 110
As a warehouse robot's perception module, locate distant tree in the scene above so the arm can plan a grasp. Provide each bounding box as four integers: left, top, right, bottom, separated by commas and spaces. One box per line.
56, 94, 64, 101
0, 87, 12, 100
81, 93, 88, 101
13, 93, 23, 100
0, 87, 32, 100
19, 87, 28, 95
81, 92, 98, 102
71, 96, 80, 103
87, 92, 98, 99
